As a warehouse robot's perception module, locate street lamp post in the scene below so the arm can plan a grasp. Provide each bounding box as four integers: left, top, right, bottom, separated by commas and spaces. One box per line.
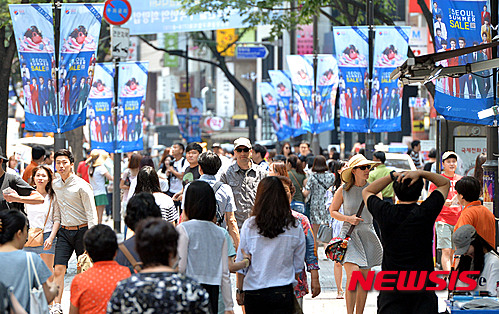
365, 0, 375, 159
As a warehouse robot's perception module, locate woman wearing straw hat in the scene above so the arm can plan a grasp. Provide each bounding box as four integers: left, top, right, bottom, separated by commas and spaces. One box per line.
87, 149, 113, 224
329, 154, 383, 314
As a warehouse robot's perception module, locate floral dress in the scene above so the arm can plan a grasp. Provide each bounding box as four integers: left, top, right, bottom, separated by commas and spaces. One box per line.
305, 172, 336, 225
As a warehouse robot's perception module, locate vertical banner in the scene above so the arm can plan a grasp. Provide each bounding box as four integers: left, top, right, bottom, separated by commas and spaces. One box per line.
312, 55, 339, 134
59, 3, 103, 132
333, 26, 369, 132
432, 0, 494, 125
286, 55, 313, 133
88, 63, 115, 153
10, 4, 56, 131
258, 82, 287, 141
118, 62, 149, 152
174, 98, 203, 143
371, 26, 409, 132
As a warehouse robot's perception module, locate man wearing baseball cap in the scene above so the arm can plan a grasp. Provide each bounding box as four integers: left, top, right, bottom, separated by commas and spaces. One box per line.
429, 151, 462, 273
453, 225, 499, 296
220, 137, 267, 228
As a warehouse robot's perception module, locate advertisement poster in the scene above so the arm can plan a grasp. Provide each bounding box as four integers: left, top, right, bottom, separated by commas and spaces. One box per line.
483, 169, 494, 212
10, 4, 56, 131
432, 0, 494, 125
286, 55, 313, 133
259, 82, 288, 141
313, 54, 339, 134
333, 26, 369, 132
371, 26, 409, 132
174, 97, 202, 143
268, 70, 308, 139
88, 63, 115, 153
454, 137, 487, 176
58, 3, 103, 133
118, 62, 149, 152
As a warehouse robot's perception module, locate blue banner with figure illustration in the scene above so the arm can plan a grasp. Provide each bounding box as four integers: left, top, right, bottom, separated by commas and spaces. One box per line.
286, 55, 313, 133
10, 4, 56, 131
333, 26, 369, 132
312, 55, 338, 134
259, 82, 288, 141
371, 26, 409, 132
118, 62, 148, 153
88, 63, 115, 153
431, 0, 494, 125
174, 98, 203, 143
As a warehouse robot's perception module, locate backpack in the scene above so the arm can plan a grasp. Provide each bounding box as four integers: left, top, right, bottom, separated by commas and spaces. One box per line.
0, 282, 12, 314
212, 182, 224, 226
167, 158, 186, 192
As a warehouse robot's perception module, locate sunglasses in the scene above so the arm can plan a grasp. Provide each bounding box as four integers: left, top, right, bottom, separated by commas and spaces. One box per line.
235, 147, 250, 153
355, 165, 371, 171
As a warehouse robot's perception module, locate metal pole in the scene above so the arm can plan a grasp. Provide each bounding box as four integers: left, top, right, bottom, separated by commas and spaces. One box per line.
112, 58, 121, 232
311, 13, 321, 155
365, 0, 375, 159
53, 0, 66, 151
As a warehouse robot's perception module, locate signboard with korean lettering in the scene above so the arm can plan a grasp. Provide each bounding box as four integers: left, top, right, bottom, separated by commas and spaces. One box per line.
123, 0, 247, 35
216, 62, 234, 118
454, 137, 487, 176
163, 33, 178, 67
111, 26, 129, 58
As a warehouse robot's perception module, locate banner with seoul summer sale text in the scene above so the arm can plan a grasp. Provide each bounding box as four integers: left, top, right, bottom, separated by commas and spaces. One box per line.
371, 26, 409, 132
286, 55, 313, 133
432, 0, 494, 125
118, 62, 149, 153
333, 26, 369, 132
88, 63, 115, 153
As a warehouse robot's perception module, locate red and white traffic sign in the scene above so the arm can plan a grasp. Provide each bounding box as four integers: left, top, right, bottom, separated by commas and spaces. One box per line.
104, 0, 132, 26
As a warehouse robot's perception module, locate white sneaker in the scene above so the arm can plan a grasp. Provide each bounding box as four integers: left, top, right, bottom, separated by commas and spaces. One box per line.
50, 303, 63, 314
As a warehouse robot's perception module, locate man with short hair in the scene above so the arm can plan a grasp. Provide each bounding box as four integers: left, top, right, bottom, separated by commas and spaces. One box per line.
299, 141, 313, 162
454, 176, 495, 248
429, 151, 462, 273
52, 149, 96, 313
363, 169, 450, 313
409, 140, 423, 169
220, 138, 267, 228
166, 143, 188, 209
251, 144, 269, 171
70, 225, 130, 313
182, 143, 202, 186
23, 145, 46, 185
196, 151, 240, 248
368, 151, 394, 203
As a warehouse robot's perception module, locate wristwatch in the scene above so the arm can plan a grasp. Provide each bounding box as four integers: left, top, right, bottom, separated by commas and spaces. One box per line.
390, 170, 397, 181
236, 289, 244, 294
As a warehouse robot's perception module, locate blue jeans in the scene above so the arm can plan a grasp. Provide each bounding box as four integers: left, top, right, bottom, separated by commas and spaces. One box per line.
290, 201, 305, 214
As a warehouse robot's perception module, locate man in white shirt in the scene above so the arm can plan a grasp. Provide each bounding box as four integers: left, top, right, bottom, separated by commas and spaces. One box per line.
166, 143, 188, 210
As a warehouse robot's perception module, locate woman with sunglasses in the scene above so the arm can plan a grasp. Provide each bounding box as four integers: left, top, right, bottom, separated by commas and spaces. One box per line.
280, 142, 292, 158
329, 154, 383, 314
303, 156, 335, 245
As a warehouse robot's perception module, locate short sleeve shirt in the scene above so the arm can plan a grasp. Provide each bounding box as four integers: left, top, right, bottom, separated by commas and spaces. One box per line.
429, 173, 462, 225
77, 161, 90, 183
89, 165, 108, 196
169, 158, 189, 194
71, 261, 131, 313
367, 191, 445, 273
0, 173, 35, 211
182, 165, 200, 186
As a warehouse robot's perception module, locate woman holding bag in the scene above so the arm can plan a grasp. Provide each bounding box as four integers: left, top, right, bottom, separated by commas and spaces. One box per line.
24, 165, 59, 279
329, 154, 383, 314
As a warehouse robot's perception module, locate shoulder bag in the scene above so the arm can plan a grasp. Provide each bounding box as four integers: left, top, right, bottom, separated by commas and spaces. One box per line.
25, 199, 53, 248
325, 201, 364, 263
76, 252, 93, 274
118, 243, 143, 273
26, 253, 49, 314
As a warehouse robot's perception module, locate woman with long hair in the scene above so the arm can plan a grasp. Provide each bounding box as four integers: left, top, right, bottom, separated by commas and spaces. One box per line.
135, 166, 178, 224
473, 153, 486, 197
269, 162, 288, 177
24, 165, 60, 279
454, 224, 499, 296
120, 153, 142, 205
329, 154, 383, 314
235, 177, 305, 313
108, 218, 211, 313
287, 155, 308, 214
280, 142, 292, 158
177, 181, 233, 314
304, 155, 335, 244
278, 176, 321, 309
0, 210, 59, 312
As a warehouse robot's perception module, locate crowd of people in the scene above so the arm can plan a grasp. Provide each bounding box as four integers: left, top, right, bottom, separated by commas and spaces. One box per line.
0, 138, 497, 314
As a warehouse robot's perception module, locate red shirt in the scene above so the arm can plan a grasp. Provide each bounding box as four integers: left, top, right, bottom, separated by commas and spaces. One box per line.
77, 161, 90, 183
70, 261, 131, 313
22, 160, 38, 183
429, 173, 462, 226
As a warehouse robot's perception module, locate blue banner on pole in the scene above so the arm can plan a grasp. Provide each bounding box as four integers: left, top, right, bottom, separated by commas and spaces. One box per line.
10, 4, 57, 131
312, 55, 338, 134
58, 3, 103, 133
286, 55, 313, 133
259, 82, 287, 141
334, 26, 369, 132
432, 0, 494, 125
88, 63, 115, 153
118, 62, 149, 152
123, 0, 248, 35
371, 26, 409, 132
174, 98, 203, 143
